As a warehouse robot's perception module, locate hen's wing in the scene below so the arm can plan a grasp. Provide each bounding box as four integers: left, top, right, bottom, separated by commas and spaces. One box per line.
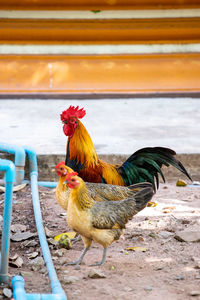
86, 181, 153, 202
90, 186, 154, 229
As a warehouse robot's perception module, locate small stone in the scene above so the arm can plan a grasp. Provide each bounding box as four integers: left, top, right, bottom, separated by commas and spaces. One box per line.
45, 226, 54, 238
144, 286, 152, 291
11, 231, 37, 242
11, 224, 27, 233
74, 265, 80, 270
175, 231, 200, 242
20, 271, 33, 277
58, 257, 69, 265
192, 181, 200, 186
9, 256, 23, 268
88, 269, 107, 279
123, 286, 133, 292
29, 256, 45, 271
40, 268, 48, 274
175, 275, 185, 280
158, 231, 174, 239
27, 251, 39, 259
61, 275, 79, 284
23, 240, 38, 247
53, 249, 67, 257
155, 266, 163, 271
59, 212, 66, 217
47, 238, 58, 247
190, 291, 200, 296
3, 288, 12, 298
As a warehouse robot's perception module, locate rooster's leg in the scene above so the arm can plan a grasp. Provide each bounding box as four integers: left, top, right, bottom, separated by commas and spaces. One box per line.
90, 247, 107, 267
67, 247, 89, 266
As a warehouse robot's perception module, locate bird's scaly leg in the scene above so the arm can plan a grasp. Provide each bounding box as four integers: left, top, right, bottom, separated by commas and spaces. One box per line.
71, 234, 81, 243
66, 247, 89, 265
90, 247, 107, 267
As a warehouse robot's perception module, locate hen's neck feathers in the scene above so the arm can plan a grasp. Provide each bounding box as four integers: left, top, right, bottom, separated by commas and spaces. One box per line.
56, 176, 69, 210
70, 181, 94, 210
68, 120, 99, 168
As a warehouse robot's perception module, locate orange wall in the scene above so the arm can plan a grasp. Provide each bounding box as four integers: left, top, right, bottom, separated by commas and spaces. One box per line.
1, 18, 200, 44
0, 0, 200, 9
0, 53, 200, 95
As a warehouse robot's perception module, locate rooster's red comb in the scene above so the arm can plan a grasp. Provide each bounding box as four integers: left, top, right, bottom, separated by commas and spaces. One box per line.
66, 172, 78, 181
60, 106, 86, 121
55, 161, 65, 169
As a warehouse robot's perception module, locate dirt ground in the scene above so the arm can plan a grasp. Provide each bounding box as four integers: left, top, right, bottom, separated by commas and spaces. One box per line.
0, 181, 200, 300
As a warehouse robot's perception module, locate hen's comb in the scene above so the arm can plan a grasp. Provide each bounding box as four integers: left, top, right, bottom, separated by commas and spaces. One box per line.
66, 172, 78, 181
60, 106, 86, 121
55, 161, 65, 169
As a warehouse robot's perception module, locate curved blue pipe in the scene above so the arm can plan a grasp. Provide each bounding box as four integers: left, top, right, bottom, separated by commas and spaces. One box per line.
12, 146, 66, 299
0, 142, 25, 184
0, 159, 15, 283
12, 276, 65, 300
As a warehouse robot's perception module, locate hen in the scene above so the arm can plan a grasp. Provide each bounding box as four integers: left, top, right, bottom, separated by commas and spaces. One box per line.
60, 106, 192, 190
64, 171, 154, 266
55, 161, 153, 211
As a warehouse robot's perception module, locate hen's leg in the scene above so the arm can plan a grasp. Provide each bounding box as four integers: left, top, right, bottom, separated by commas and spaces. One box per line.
90, 247, 107, 267
67, 247, 89, 265
67, 236, 92, 265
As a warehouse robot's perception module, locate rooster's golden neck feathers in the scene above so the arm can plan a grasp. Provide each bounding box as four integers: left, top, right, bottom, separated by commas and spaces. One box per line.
68, 120, 99, 168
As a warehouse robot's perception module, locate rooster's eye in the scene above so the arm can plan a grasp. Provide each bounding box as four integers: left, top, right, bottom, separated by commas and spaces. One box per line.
63, 120, 68, 124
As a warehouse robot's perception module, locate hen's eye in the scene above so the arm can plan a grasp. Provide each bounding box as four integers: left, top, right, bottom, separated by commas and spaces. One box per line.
60, 167, 63, 170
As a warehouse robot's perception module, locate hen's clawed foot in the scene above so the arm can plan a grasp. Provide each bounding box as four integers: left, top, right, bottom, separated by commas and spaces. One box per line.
89, 261, 104, 267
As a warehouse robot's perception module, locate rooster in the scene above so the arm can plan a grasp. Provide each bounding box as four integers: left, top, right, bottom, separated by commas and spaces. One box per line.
55, 161, 153, 211
64, 171, 154, 266
60, 106, 192, 190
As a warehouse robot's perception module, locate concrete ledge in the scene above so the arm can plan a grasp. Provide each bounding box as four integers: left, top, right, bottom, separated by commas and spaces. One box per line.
1, 153, 199, 183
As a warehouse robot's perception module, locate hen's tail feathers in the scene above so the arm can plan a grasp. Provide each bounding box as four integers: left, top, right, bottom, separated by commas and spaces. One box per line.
118, 147, 192, 190
128, 182, 154, 192
134, 186, 154, 211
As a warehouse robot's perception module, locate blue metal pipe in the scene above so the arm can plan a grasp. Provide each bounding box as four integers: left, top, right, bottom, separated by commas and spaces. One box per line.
0, 142, 25, 185
0, 159, 15, 283
12, 146, 66, 299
